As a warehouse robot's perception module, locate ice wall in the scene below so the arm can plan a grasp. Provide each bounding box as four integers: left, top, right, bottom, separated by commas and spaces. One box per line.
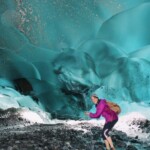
0, 0, 150, 119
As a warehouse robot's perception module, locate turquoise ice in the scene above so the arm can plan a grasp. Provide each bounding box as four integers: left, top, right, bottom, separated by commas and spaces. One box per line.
0, 0, 150, 119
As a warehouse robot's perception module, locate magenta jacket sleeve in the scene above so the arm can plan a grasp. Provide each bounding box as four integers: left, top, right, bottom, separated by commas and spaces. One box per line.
89, 100, 106, 118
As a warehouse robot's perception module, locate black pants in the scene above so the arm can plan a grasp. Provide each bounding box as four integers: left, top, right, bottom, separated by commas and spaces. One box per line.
102, 119, 118, 140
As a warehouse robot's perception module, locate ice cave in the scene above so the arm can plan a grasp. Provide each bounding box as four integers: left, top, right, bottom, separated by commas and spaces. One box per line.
0, 0, 150, 149
0, 0, 150, 119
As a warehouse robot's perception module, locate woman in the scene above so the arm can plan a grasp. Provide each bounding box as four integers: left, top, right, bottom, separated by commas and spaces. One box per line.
85, 94, 118, 150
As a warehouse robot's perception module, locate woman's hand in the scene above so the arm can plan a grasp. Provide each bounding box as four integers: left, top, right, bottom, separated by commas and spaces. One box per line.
84, 111, 90, 116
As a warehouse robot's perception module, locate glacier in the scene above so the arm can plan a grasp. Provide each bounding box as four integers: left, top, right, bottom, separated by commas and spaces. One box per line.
0, 0, 150, 121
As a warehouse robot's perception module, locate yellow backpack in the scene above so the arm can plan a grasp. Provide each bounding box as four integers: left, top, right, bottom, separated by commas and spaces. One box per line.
106, 100, 121, 115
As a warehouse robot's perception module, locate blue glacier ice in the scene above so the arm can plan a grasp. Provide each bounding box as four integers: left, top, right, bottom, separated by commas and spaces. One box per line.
0, 0, 150, 120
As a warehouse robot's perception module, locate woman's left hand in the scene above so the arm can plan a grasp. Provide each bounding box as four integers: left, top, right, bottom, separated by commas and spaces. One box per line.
84, 111, 90, 116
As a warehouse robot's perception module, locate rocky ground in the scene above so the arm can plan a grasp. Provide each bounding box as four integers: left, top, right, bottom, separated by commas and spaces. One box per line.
0, 108, 150, 150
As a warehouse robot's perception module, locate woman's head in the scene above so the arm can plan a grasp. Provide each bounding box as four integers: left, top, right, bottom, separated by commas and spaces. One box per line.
91, 94, 99, 104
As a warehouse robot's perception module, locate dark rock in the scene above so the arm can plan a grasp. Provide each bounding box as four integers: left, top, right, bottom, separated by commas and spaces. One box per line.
130, 139, 141, 144
126, 145, 137, 150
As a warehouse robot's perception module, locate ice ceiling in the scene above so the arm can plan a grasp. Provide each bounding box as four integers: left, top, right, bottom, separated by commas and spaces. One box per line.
0, 0, 150, 119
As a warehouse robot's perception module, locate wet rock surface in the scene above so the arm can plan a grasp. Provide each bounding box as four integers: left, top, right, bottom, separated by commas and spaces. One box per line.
0, 122, 149, 150
0, 109, 150, 150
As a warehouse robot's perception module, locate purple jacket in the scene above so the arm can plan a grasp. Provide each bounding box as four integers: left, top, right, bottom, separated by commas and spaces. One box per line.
89, 99, 118, 123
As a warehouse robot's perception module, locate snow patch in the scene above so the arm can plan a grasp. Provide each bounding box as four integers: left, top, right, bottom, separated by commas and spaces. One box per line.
114, 112, 149, 141
20, 108, 51, 124
20, 109, 45, 123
